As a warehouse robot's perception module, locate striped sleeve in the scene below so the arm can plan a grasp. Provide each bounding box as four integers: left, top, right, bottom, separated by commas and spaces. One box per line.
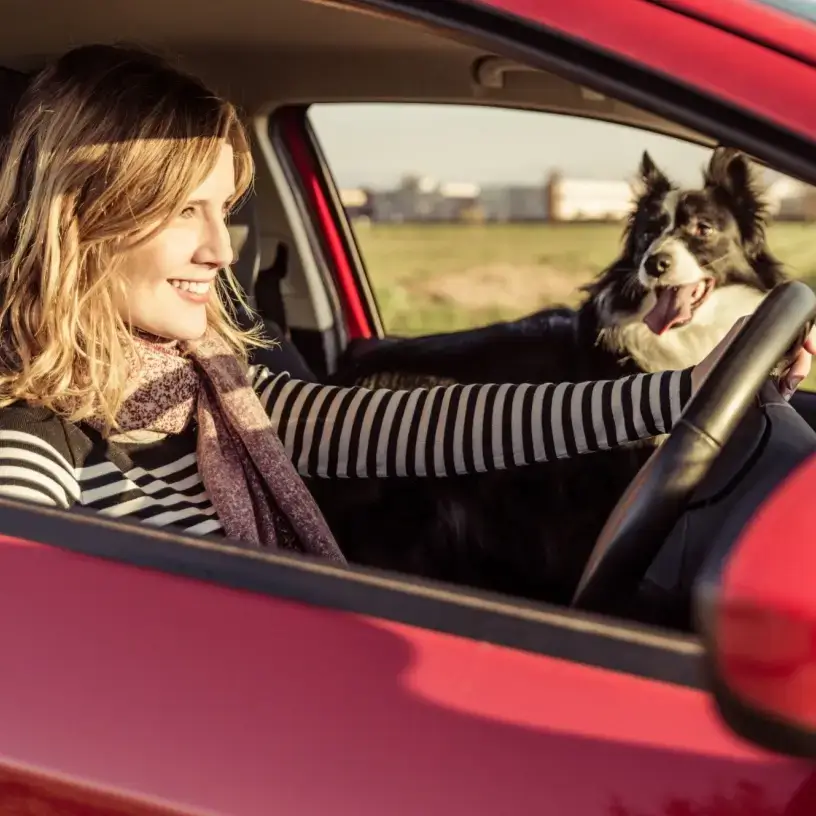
0, 428, 80, 508
249, 366, 694, 478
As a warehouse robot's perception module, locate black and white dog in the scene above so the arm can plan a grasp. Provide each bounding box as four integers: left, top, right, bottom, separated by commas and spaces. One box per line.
316, 147, 787, 606
589, 146, 784, 375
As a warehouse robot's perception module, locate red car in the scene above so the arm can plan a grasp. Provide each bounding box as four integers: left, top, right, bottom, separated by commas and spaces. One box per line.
1, 0, 815, 813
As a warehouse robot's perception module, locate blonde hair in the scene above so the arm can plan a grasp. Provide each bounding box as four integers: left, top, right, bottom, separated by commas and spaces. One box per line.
0, 43, 263, 427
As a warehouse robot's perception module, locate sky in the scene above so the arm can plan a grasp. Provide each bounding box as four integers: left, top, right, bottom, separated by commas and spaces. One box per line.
309, 103, 744, 191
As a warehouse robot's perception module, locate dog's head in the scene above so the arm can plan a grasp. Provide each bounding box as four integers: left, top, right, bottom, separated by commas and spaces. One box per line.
586, 147, 786, 370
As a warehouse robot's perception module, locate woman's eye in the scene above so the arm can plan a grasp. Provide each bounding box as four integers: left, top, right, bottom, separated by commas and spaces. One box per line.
696, 221, 713, 238
180, 205, 196, 219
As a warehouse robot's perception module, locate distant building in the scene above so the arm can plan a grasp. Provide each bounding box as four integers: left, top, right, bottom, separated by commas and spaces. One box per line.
363, 189, 398, 222
546, 174, 634, 222
341, 172, 658, 224
339, 187, 372, 220
480, 185, 548, 221
367, 175, 482, 222
765, 177, 816, 221
435, 181, 481, 221
367, 175, 433, 222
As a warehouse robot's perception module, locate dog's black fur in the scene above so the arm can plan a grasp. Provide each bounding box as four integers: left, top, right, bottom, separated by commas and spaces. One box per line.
313, 148, 788, 605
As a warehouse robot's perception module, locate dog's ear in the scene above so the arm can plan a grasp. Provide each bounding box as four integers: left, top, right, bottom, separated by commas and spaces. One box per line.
639, 151, 671, 192
705, 147, 762, 196
705, 146, 769, 255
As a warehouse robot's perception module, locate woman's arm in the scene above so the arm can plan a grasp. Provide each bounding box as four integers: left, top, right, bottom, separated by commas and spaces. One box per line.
250, 366, 693, 479
0, 426, 79, 508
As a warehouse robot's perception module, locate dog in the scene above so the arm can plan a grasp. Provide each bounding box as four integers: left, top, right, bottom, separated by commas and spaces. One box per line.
313, 147, 787, 607
588, 146, 785, 374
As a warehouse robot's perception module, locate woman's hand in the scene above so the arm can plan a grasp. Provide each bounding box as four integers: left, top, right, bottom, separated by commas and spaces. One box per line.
691, 315, 816, 400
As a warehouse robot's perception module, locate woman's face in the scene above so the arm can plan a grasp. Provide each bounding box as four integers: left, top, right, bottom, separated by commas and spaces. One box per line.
118, 141, 236, 341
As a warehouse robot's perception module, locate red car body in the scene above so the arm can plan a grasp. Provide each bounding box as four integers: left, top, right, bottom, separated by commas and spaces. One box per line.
1, 0, 815, 813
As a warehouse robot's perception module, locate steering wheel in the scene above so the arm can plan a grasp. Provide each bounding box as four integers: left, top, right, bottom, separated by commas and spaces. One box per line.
571, 280, 816, 614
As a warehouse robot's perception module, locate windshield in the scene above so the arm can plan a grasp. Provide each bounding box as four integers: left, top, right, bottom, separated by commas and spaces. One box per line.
755, 0, 816, 23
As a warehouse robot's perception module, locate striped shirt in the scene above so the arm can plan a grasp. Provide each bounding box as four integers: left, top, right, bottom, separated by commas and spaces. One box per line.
0, 366, 692, 538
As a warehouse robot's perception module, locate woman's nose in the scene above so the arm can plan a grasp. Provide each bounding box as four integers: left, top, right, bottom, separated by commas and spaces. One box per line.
199, 214, 234, 269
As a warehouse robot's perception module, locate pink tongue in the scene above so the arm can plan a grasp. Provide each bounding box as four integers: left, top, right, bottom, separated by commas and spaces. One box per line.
643, 284, 697, 335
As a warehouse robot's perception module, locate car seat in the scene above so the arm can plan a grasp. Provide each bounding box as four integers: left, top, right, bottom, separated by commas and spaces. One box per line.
227, 192, 317, 381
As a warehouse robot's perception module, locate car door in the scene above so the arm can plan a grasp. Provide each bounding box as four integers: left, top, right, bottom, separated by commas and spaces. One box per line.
2, 497, 813, 816
270, 0, 816, 811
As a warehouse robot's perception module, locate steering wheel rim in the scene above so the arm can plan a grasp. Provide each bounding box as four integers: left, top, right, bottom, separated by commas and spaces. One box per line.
571, 280, 816, 614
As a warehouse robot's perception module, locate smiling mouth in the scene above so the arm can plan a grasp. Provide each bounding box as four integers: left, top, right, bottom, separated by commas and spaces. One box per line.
169, 279, 211, 294
643, 278, 715, 335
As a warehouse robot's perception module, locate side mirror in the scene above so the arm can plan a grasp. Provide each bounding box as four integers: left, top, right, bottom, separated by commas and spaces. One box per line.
695, 453, 816, 758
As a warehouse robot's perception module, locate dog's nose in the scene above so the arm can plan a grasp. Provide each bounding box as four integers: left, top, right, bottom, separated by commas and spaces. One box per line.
644, 252, 673, 278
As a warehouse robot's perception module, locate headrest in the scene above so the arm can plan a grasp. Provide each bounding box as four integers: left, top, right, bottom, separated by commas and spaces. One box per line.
228, 193, 260, 306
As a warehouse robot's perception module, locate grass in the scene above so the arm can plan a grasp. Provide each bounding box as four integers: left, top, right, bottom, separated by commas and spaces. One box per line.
354, 221, 816, 335
353, 220, 816, 388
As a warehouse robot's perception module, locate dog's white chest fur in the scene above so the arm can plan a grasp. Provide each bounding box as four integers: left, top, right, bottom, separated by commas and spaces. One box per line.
607, 285, 766, 372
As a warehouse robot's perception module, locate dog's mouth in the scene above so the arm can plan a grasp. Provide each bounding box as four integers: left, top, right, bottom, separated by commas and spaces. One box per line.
643, 278, 715, 335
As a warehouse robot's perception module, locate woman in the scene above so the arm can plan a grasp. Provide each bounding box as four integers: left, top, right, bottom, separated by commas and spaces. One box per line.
0, 44, 808, 567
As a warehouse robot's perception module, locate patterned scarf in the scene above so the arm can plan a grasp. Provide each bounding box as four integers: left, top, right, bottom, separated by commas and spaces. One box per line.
91, 331, 347, 566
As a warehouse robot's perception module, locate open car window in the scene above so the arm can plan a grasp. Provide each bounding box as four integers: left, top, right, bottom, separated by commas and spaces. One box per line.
308, 102, 816, 387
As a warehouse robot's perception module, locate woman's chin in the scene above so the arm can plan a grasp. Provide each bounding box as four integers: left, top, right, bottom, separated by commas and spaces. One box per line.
132, 320, 208, 343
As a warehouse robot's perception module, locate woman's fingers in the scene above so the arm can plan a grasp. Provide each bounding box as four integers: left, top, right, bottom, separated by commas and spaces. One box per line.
780, 347, 811, 399
779, 327, 816, 400
804, 326, 816, 355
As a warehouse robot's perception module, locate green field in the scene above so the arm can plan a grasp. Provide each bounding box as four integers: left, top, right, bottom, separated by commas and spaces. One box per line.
354, 220, 816, 388
355, 221, 816, 335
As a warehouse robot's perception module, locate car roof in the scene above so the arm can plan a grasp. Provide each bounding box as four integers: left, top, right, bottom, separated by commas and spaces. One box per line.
646, 0, 816, 67
0, 0, 711, 145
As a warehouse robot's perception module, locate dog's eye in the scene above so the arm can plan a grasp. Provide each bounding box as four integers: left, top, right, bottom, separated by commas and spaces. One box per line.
695, 221, 714, 238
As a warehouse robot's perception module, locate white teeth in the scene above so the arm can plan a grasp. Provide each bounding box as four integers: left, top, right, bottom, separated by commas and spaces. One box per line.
170, 279, 210, 294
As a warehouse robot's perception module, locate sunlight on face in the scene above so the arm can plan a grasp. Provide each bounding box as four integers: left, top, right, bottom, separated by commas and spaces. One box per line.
118, 141, 236, 341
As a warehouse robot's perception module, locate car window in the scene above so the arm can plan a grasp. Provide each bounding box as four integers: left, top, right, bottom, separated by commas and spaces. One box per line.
308, 103, 816, 386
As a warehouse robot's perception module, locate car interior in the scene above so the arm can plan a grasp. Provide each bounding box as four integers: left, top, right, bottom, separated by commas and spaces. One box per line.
0, 0, 815, 646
